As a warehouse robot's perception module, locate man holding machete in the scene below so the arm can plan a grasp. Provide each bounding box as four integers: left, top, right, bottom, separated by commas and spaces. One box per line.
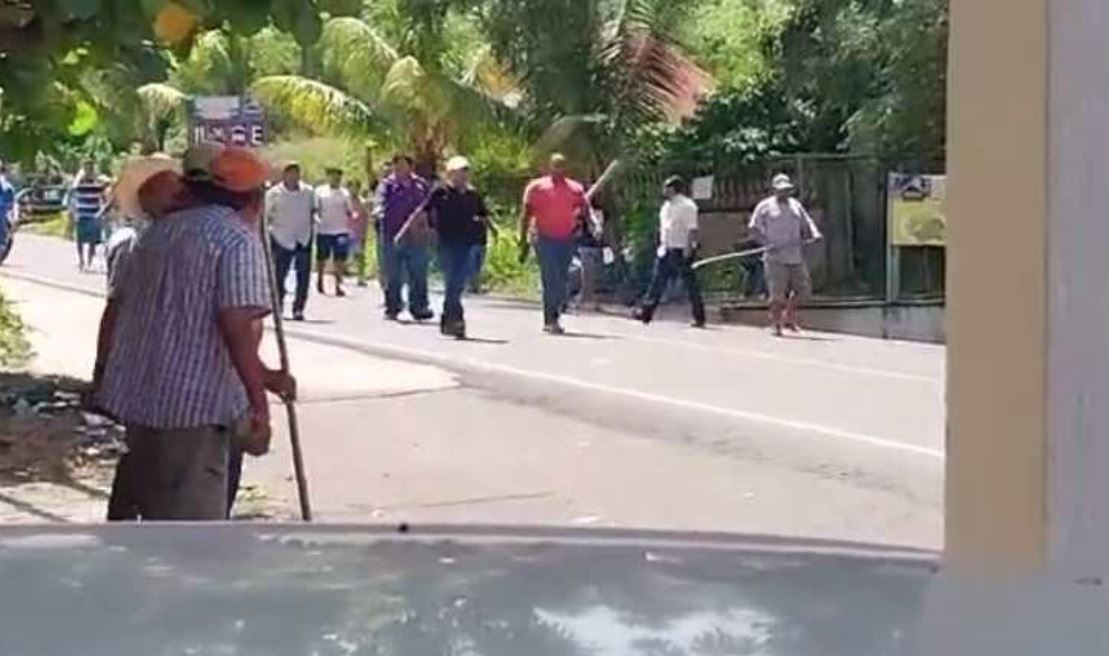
633, 175, 706, 328
519, 153, 592, 335
748, 173, 823, 336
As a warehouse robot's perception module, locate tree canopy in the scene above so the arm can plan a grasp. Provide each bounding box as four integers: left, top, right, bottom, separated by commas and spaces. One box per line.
0, 0, 949, 171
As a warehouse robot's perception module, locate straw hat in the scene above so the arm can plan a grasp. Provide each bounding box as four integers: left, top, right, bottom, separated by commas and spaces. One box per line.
113, 154, 181, 220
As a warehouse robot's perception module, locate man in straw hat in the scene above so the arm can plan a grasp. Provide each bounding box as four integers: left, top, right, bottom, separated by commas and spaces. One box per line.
748, 173, 823, 336
92, 143, 294, 521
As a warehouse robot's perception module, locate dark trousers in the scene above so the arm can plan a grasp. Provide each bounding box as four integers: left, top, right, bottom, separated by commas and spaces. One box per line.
272, 239, 311, 315
468, 244, 487, 292
227, 446, 243, 518
741, 258, 767, 298
537, 236, 574, 325
439, 242, 472, 323
107, 426, 229, 521
640, 249, 706, 324
383, 241, 430, 316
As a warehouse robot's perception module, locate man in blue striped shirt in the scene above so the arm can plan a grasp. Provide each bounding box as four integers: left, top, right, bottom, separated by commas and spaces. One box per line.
92, 144, 294, 520
68, 159, 110, 270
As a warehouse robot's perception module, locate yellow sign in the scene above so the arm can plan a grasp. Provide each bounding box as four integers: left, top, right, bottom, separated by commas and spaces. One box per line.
889, 174, 946, 247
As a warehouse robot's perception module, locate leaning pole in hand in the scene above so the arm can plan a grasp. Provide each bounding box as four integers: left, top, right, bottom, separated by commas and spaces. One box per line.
258, 216, 313, 522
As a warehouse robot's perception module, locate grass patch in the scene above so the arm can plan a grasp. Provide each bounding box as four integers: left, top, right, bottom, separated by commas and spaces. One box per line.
0, 293, 31, 369
20, 212, 70, 240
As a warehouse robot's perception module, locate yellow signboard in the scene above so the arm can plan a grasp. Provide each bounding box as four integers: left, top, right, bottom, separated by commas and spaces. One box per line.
889, 173, 946, 247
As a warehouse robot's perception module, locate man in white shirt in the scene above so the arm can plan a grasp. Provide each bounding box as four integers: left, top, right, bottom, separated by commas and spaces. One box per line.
634, 175, 706, 327
314, 167, 354, 297
265, 162, 316, 321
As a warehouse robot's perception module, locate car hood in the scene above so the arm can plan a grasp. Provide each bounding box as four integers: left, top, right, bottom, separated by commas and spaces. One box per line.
0, 525, 936, 656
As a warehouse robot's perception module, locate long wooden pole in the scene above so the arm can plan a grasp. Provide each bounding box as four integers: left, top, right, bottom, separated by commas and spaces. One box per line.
258, 215, 313, 521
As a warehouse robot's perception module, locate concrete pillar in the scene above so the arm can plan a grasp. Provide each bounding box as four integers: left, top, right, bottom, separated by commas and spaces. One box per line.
947, 0, 1109, 576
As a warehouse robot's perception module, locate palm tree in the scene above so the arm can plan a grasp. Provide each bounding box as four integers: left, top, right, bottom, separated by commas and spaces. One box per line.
469, 0, 712, 171
252, 15, 516, 174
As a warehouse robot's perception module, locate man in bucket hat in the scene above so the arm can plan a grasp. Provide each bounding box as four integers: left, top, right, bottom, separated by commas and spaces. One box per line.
748, 173, 823, 336
92, 143, 293, 521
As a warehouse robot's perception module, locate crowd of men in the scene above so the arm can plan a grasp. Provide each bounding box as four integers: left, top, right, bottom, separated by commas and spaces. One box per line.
69, 142, 820, 521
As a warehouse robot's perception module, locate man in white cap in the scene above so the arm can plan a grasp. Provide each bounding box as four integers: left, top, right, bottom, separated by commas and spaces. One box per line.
748, 173, 823, 336
425, 155, 490, 338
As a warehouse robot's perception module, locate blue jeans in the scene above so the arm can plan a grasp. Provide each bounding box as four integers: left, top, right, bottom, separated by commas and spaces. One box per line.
468, 244, 487, 291
383, 241, 430, 316
439, 243, 472, 323
537, 236, 574, 325
271, 239, 311, 315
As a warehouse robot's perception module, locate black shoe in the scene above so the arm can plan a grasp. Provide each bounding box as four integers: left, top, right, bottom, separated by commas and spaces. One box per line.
691, 319, 706, 329
633, 308, 652, 325
335, 287, 347, 298
411, 309, 434, 322
543, 321, 565, 335
292, 311, 306, 322
384, 311, 400, 321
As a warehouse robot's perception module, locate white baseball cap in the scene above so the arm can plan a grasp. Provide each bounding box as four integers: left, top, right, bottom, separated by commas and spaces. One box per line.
446, 156, 470, 172
772, 173, 796, 191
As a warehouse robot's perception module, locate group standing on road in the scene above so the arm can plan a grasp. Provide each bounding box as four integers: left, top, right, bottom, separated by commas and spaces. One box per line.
63, 144, 824, 523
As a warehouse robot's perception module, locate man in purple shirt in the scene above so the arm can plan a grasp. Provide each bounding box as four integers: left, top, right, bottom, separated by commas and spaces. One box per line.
374, 154, 433, 321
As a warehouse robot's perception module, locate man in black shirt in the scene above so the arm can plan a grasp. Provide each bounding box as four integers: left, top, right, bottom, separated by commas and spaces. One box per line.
427, 156, 490, 338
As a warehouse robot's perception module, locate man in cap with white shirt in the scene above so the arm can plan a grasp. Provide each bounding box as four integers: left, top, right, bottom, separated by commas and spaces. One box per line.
314, 166, 354, 297
634, 175, 706, 327
748, 173, 823, 336
265, 161, 316, 321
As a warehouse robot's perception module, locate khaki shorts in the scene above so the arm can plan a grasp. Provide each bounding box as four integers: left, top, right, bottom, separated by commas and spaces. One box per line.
117, 425, 230, 521
766, 262, 812, 301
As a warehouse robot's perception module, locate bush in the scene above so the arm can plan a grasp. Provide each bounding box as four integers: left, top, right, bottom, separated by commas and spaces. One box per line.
20, 211, 70, 240
0, 293, 31, 368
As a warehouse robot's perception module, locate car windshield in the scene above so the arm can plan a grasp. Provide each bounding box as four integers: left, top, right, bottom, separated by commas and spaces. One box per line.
0, 1, 960, 652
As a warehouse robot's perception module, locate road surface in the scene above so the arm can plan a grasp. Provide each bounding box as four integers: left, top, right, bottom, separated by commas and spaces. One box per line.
0, 234, 944, 547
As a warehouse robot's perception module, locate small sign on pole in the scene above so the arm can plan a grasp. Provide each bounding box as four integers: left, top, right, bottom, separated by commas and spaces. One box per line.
188, 95, 267, 147
691, 175, 714, 200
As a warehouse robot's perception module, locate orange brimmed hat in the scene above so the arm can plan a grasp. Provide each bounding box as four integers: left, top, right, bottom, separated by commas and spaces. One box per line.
183, 142, 270, 192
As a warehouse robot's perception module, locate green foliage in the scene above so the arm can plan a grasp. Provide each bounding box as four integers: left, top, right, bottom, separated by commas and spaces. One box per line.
680, 0, 790, 91
20, 212, 72, 241
260, 136, 372, 183
0, 292, 31, 369
639, 80, 817, 167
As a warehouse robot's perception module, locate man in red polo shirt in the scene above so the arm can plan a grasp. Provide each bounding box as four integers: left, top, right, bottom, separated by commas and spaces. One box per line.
519, 153, 589, 334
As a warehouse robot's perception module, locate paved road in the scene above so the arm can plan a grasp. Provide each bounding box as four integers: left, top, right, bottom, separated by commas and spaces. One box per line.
1, 234, 945, 546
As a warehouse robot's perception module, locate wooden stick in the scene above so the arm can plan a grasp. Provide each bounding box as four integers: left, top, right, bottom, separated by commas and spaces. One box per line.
258, 216, 313, 522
